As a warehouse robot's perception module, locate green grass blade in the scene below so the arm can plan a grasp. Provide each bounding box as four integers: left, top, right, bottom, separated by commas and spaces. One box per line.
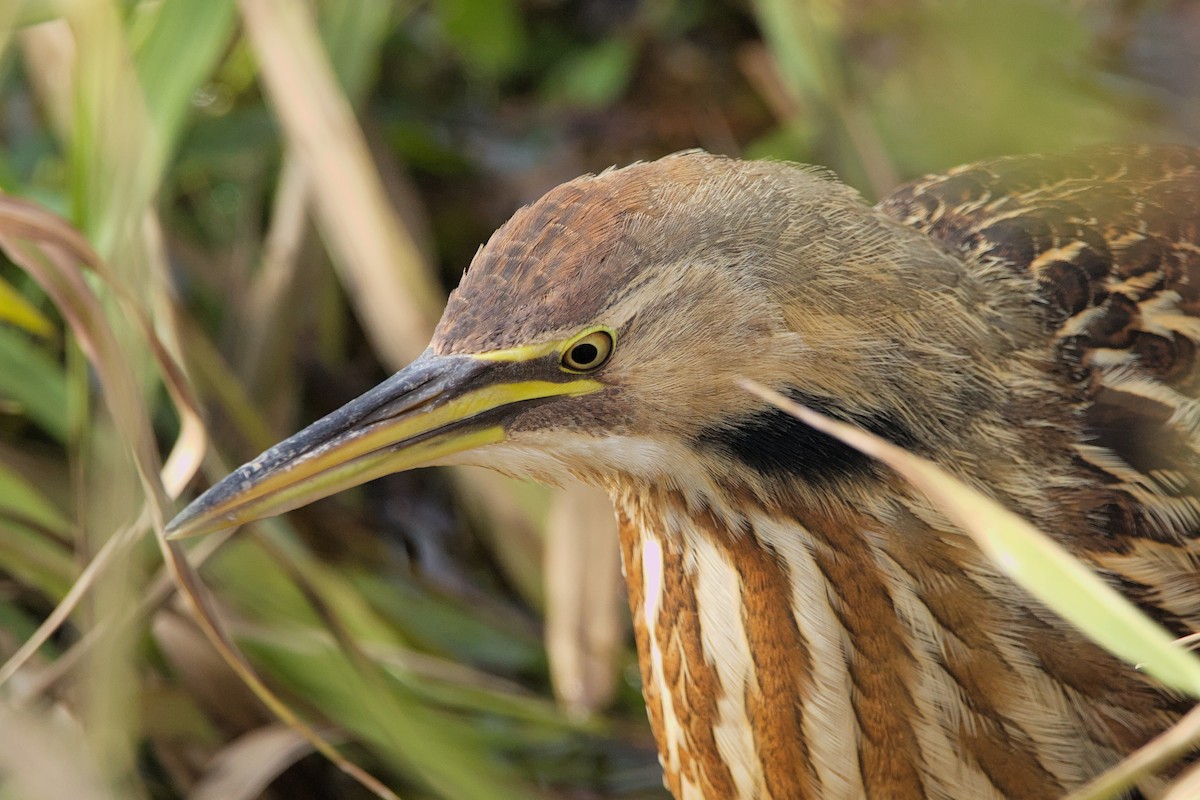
131, 0, 238, 182
0, 274, 54, 337
0, 321, 68, 441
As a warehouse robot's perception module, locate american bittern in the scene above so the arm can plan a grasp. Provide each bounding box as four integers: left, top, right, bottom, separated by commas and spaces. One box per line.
168, 146, 1200, 799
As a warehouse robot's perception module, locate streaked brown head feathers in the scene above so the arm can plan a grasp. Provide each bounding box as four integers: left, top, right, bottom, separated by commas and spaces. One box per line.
435, 152, 1035, 486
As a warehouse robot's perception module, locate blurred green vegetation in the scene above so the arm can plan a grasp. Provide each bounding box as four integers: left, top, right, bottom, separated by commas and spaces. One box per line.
0, 0, 1194, 798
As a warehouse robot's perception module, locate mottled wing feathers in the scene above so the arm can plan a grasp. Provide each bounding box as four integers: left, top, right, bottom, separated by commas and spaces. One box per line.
880, 145, 1200, 639
878, 145, 1200, 389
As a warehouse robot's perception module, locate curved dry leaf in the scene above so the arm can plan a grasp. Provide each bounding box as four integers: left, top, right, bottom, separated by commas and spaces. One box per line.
0, 193, 168, 511
191, 724, 330, 800
0, 192, 202, 686
0, 192, 399, 798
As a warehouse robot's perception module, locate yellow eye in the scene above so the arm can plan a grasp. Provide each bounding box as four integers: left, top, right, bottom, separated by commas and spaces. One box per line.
561, 329, 614, 372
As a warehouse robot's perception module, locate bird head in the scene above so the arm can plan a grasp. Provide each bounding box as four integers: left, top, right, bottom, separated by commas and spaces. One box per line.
167, 151, 1016, 539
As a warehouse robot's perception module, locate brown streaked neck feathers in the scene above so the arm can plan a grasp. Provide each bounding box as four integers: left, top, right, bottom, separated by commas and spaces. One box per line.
614, 476, 1176, 800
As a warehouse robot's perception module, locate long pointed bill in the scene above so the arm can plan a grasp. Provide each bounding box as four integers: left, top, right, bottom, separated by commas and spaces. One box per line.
165, 350, 601, 539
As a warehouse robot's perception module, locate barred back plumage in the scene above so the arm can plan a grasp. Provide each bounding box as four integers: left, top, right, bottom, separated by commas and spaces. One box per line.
168, 145, 1200, 799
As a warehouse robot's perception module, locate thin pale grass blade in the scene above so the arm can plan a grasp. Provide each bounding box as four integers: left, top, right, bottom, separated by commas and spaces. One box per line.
157, 361, 208, 499
0, 509, 147, 688
1068, 704, 1200, 800
545, 483, 623, 718
158, 536, 404, 800
744, 380, 1200, 796
740, 380, 1200, 698
1176, 632, 1200, 651
0, 274, 54, 336
17, 20, 76, 145
13, 530, 232, 707
240, 0, 396, 403
239, 153, 311, 406
238, 0, 442, 369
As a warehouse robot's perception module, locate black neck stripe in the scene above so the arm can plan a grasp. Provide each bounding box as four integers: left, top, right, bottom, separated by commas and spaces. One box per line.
697, 388, 921, 484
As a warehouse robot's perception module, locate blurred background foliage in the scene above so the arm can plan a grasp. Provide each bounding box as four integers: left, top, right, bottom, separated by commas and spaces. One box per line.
0, 0, 1196, 798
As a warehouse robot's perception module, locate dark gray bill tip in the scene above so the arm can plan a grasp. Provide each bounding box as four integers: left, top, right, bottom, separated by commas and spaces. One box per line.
163, 351, 492, 539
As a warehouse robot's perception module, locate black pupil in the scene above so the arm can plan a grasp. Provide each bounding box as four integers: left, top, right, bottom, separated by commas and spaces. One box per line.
571, 342, 600, 365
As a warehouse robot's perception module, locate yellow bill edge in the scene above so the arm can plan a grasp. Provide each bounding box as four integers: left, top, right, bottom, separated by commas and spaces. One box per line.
165, 350, 602, 539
